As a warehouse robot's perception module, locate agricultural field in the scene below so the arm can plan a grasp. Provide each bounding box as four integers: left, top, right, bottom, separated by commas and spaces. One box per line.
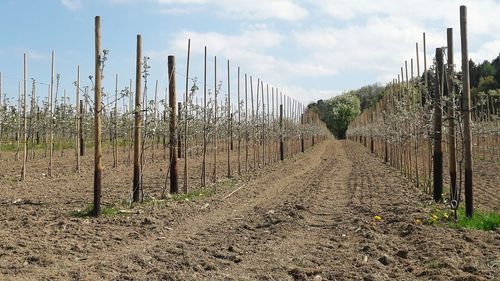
1, 1, 500, 281
0, 140, 497, 280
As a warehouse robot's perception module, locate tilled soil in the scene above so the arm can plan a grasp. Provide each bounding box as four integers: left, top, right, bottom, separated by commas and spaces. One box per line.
0, 140, 499, 280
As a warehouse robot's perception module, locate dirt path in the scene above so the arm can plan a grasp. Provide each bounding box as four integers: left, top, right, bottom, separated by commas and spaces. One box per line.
1, 140, 498, 280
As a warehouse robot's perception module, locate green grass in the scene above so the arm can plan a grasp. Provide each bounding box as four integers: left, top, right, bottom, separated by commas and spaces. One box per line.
170, 188, 216, 201
69, 179, 238, 218
69, 203, 120, 218
453, 207, 500, 231
427, 206, 500, 231
169, 179, 236, 201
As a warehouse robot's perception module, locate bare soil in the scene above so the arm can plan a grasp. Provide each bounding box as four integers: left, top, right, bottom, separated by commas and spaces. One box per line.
0, 140, 498, 280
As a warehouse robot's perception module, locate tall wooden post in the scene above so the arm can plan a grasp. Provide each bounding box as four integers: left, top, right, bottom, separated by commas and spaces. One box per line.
213, 56, 218, 182
79, 99, 85, 156
237, 66, 241, 175
460, 5, 473, 217
405, 60, 409, 89
244, 74, 248, 172
433, 48, 444, 202
301, 113, 305, 153
92, 16, 103, 217
132, 34, 142, 203
279, 104, 284, 161
21, 54, 28, 180
202, 47, 207, 187
48, 51, 54, 176
113, 74, 118, 168
183, 39, 190, 193
446, 28, 458, 203
178, 102, 182, 158
75, 66, 80, 172
168, 55, 179, 193
227, 60, 231, 178
261, 82, 265, 165
423, 32, 428, 106
0, 72, 2, 157
416, 43, 420, 80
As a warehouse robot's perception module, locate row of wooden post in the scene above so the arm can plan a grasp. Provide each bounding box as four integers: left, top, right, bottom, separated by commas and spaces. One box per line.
347, 6, 474, 217
90, 16, 328, 216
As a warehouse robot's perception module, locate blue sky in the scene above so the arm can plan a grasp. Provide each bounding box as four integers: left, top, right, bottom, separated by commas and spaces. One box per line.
0, 0, 499, 106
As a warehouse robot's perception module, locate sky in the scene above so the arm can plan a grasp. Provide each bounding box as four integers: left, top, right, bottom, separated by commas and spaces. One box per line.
0, 0, 499, 106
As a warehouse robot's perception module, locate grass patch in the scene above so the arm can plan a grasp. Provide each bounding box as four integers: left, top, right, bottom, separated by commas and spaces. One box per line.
427, 205, 500, 231
170, 187, 216, 201
69, 203, 121, 218
69, 179, 238, 217
453, 207, 500, 231
169, 178, 237, 201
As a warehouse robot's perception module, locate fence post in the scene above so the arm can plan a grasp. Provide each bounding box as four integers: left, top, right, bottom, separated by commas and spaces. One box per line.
183, 39, 190, 193
279, 104, 284, 161
433, 48, 444, 202
21, 54, 27, 180
79, 99, 84, 156
75, 66, 80, 172
132, 34, 142, 203
92, 16, 103, 216
460, 5, 473, 217
446, 28, 458, 204
301, 113, 305, 153
168, 55, 179, 194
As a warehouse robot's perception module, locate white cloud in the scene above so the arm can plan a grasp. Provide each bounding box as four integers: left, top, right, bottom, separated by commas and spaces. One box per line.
157, 0, 308, 21
158, 7, 194, 15
28, 51, 49, 60
166, 28, 342, 103
298, 0, 500, 84
471, 40, 500, 62
112, 0, 500, 103
61, 0, 81, 11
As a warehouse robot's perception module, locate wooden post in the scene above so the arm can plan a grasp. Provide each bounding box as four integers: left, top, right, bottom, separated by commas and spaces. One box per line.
423, 32, 428, 105
75, 66, 80, 172
61, 89, 67, 157
446, 28, 458, 203
244, 73, 248, 172
132, 34, 142, 203
16, 82, 20, 161
405, 60, 409, 89
416, 43, 420, 81
251, 76, 255, 168
178, 102, 182, 158
202, 47, 207, 187
21, 53, 28, 180
30, 80, 36, 160
271, 88, 275, 161
113, 74, 118, 168
261, 82, 265, 165
168, 55, 179, 193
79, 99, 84, 156
0, 72, 2, 157
48, 51, 54, 176
227, 60, 231, 178
237, 66, 241, 175
92, 16, 103, 217
279, 104, 284, 161
301, 113, 305, 153
128, 79, 133, 165
183, 39, 190, 193
460, 5, 473, 217
433, 48, 444, 202
266, 84, 270, 163
213, 56, 218, 182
